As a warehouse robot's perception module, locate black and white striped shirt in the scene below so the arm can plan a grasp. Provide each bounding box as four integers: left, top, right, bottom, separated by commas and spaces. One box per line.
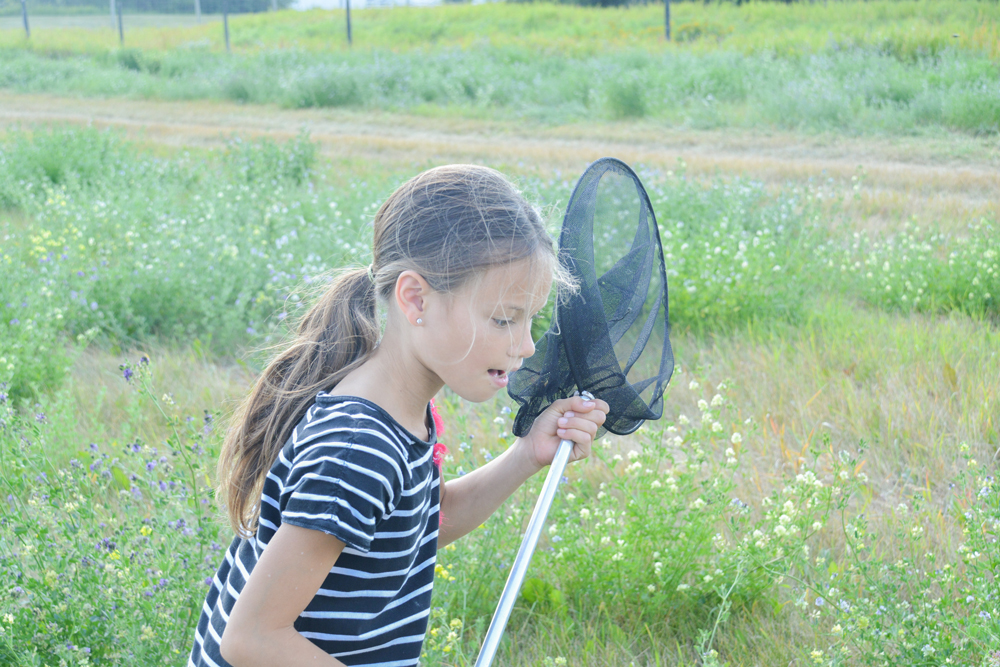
189, 394, 440, 667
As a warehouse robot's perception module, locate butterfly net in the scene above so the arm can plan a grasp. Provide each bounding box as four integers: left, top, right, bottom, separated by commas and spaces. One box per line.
510, 158, 674, 437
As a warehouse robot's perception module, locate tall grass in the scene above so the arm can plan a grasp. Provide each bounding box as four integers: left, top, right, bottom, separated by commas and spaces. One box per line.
2, 45, 999, 134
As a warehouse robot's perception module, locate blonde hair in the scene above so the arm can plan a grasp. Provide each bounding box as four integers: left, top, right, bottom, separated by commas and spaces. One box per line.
217, 164, 570, 537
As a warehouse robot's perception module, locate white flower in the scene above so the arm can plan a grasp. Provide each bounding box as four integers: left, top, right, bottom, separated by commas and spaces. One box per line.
688, 380, 699, 390
711, 422, 723, 432
711, 394, 723, 407
579, 508, 590, 520
731, 432, 742, 444
647, 584, 656, 593
678, 415, 690, 425
697, 399, 709, 412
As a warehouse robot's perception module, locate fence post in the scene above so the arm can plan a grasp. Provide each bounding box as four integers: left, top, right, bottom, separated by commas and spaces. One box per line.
664, 0, 670, 41
110, 0, 115, 30
223, 3, 231, 53
117, 0, 124, 45
345, 0, 352, 46
20, 0, 29, 38
271, 0, 277, 10
194, 0, 201, 22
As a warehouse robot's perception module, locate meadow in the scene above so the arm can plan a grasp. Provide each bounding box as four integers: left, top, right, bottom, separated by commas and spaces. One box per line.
1, 1, 999, 665
1, 1, 1000, 134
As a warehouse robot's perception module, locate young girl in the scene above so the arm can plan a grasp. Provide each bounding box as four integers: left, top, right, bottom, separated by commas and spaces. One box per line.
188, 165, 608, 667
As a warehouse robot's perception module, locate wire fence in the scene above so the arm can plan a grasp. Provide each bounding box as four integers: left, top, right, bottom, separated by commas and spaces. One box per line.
0, 0, 457, 47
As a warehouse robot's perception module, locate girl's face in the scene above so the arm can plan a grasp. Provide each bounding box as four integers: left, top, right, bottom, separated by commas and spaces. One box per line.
423, 259, 551, 403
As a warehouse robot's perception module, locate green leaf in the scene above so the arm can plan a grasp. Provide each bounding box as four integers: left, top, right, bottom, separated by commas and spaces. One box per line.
111, 466, 129, 491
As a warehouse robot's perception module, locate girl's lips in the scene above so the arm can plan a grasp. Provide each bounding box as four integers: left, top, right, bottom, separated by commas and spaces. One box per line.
488, 369, 508, 388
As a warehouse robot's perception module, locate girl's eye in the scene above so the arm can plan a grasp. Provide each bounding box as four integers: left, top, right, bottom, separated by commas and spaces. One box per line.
493, 319, 513, 328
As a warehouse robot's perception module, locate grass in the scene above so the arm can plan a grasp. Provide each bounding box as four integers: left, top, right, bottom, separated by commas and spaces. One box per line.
1, 2, 999, 59
1, 2, 1000, 136
0, 126, 997, 665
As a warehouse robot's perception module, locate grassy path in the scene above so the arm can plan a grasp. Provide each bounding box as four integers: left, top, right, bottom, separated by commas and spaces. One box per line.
2, 91, 998, 233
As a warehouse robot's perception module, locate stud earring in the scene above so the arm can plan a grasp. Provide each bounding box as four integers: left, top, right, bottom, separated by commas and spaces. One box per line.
416, 318, 423, 325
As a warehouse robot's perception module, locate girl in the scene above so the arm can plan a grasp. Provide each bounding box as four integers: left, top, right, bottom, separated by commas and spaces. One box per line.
189, 165, 609, 667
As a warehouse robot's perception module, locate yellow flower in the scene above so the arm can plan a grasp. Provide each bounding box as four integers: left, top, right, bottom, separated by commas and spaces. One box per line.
140, 526, 153, 537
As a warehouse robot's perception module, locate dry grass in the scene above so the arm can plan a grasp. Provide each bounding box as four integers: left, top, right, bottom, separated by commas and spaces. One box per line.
45, 344, 252, 468
2, 92, 997, 236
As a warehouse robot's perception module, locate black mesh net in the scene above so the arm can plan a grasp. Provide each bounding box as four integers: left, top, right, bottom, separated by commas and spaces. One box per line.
510, 158, 673, 437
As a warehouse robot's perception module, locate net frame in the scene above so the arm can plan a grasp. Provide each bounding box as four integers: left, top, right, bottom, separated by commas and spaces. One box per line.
510, 157, 673, 437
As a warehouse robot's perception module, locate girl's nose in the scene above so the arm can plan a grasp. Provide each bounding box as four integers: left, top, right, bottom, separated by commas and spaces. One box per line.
516, 330, 535, 360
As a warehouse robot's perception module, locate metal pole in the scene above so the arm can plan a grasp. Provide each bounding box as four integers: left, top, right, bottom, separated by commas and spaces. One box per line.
664, 0, 670, 42
194, 0, 201, 22
110, 0, 115, 30
117, 0, 124, 45
345, 0, 352, 46
20, 0, 29, 39
223, 7, 230, 52
473, 438, 575, 667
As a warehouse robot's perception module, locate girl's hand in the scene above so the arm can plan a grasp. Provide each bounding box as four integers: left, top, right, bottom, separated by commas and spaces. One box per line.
519, 395, 609, 472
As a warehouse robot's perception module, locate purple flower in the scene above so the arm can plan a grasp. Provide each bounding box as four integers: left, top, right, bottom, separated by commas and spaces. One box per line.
131, 487, 142, 500
12, 586, 23, 595
246, 327, 256, 335
9, 319, 19, 325
35, 413, 46, 423
131, 442, 142, 453
159, 481, 168, 492
90, 302, 98, 311
89, 443, 98, 452
146, 461, 156, 471
77, 271, 85, 277
204, 577, 213, 586
122, 367, 133, 382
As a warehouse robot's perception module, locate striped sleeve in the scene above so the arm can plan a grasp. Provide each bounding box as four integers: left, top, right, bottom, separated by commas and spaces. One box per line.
280, 431, 406, 553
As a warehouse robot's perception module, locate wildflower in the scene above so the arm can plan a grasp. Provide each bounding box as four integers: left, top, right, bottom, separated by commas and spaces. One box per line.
730, 432, 742, 444
815, 597, 825, 607
677, 583, 690, 591
921, 645, 935, 657
688, 380, 699, 390
710, 394, 723, 407
810, 650, 824, 664
831, 624, 843, 635
121, 366, 133, 382
2, 614, 13, 624
579, 508, 590, 520
647, 584, 656, 593
711, 422, 722, 432
612, 552, 624, 562
678, 415, 690, 425
697, 399, 709, 412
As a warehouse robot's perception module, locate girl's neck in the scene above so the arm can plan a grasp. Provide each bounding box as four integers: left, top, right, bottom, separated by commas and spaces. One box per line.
332, 337, 440, 442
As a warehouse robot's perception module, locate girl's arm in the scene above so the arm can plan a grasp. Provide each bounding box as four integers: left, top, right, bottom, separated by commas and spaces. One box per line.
220, 523, 349, 667
438, 395, 608, 547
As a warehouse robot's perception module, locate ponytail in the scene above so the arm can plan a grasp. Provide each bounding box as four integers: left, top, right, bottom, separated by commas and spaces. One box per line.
217, 268, 378, 537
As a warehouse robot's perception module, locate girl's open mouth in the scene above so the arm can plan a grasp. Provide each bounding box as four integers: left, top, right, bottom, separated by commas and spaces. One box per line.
488, 369, 508, 387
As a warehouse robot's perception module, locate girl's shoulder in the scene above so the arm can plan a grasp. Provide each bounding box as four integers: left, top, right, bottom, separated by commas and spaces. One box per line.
290, 393, 435, 463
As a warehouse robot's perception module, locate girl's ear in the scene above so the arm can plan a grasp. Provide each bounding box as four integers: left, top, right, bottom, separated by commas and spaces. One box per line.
394, 270, 431, 326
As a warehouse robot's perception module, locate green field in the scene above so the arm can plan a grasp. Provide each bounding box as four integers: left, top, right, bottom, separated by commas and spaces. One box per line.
1, 2, 999, 666
2, 1, 1000, 135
